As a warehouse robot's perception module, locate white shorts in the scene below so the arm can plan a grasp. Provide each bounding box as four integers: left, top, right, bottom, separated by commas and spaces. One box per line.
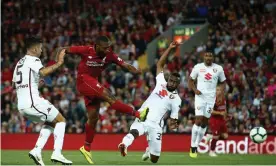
19, 99, 59, 123
195, 95, 215, 118
130, 119, 162, 156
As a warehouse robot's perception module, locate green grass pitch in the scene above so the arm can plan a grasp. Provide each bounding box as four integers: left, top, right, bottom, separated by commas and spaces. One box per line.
1, 150, 276, 165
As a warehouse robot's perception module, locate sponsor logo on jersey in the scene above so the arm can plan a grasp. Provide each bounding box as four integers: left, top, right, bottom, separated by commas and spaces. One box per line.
16, 84, 29, 90
205, 73, 212, 80
86, 61, 104, 67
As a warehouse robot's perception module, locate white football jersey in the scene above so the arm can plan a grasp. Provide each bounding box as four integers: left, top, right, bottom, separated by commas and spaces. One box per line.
12, 55, 44, 109
139, 72, 181, 127
190, 63, 226, 102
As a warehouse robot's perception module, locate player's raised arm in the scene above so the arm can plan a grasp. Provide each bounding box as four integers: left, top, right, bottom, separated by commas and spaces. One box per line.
156, 41, 180, 75
169, 97, 182, 130
111, 53, 141, 74
39, 49, 66, 77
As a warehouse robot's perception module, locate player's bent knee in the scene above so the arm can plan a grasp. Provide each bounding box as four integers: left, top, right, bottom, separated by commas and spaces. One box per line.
55, 113, 66, 123
129, 129, 139, 139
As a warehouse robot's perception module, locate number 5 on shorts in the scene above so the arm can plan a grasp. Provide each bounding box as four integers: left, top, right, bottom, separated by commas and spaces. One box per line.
156, 133, 162, 140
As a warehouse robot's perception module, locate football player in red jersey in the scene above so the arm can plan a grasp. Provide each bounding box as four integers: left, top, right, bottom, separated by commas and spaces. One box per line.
58, 36, 149, 164
204, 86, 229, 157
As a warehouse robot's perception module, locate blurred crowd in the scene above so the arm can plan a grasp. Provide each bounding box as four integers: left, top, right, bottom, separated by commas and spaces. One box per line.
1, 0, 276, 134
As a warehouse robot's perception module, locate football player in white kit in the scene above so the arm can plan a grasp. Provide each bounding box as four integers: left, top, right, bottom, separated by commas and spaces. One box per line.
118, 42, 182, 163
188, 52, 226, 158
12, 37, 72, 165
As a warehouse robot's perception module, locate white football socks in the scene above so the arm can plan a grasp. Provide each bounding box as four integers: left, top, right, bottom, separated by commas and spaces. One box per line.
53, 122, 66, 155
195, 127, 207, 146
122, 133, 135, 148
191, 124, 201, 147
34, 125, 53, 153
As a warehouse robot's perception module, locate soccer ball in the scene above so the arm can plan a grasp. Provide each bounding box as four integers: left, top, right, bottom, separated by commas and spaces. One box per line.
249, 127, 267, 143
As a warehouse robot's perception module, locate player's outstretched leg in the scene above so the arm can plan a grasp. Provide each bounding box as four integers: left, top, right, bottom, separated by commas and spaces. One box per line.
80, 107, 99, 164
118, 129, 139, 157
29, 125, 53, 166
102, 89, 149, 121
50, 113, 72, 165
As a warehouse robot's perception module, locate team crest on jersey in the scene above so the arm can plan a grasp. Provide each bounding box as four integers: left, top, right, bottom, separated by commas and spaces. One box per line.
213, 68, 217, 73
88, 56, 92, 59
169, 94, 175, 99
197, 106, 200, 110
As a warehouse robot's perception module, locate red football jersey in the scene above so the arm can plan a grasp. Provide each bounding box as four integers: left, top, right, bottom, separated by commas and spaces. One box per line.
70, 46, 125, 78
213, 97, 226, 116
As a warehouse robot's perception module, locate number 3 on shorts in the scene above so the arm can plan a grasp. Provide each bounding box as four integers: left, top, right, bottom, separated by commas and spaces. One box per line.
156, 133, 162, 140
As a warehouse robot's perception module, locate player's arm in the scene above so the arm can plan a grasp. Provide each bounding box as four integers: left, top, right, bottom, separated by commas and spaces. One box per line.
188, 64, 202, 95
111, 53, 141, 74
169, 98, 182, 130
218, 67, 227, 91
39, 49, 66, 77
54, 46, 91, 59
120, 62, 141, 74
156, 41, 179, 75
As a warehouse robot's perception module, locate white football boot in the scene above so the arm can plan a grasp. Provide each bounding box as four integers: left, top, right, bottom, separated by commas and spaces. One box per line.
209, 150, 218, 157
51, 153, 73, 165
142, 147, 150, 161
29, 149, 45, 166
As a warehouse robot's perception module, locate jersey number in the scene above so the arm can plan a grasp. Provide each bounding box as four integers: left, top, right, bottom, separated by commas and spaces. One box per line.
16, 64, 23, 84
156, 133, 162, 140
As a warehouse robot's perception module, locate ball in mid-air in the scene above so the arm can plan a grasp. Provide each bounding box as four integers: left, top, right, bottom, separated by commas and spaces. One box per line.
249, 127, 267, 144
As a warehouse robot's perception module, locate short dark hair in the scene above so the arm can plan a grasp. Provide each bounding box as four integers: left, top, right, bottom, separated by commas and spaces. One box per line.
25, 37, 42, 51
171, 72, 180, 78
96, 36, 110, 45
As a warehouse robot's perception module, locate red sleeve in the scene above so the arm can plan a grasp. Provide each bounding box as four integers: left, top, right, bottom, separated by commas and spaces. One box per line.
69, 46, 92, 55
110, 53, 124, 66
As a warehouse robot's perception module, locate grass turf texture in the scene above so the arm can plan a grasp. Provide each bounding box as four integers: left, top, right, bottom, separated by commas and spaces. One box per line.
1, 150, 275, 165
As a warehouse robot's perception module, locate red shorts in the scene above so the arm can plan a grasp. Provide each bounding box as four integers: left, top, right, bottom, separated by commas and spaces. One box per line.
209, 116, 228, 136
77, 74, 105, 110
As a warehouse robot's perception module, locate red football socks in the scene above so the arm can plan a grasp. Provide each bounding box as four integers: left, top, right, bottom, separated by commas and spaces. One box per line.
110, 100, 140, 118
211, 139, 218, 151
84, 123, 95, 151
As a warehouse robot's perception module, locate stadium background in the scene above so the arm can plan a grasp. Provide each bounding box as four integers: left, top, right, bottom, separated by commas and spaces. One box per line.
1, 0, 276, 161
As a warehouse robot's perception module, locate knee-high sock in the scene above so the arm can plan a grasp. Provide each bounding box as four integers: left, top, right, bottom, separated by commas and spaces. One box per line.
122, 133, 135, 148
53, 122, 66, 155
191, 124, 201, 147
109, 100, 140, 118
34, 125, 53, 153
195, 126, 207, 146
84, 123, 96, 151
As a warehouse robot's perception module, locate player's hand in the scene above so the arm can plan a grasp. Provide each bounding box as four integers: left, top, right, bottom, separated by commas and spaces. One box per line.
169, 118, 179, 130
57, 49, 66, 65
169, 41, 183, 49
194, 89, 202, 95
134, 68, 142, 75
